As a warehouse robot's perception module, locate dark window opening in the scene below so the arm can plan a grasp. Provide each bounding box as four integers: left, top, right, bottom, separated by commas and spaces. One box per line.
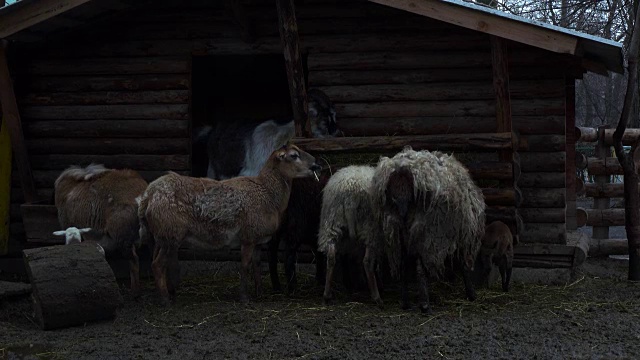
191, 54, 305, 177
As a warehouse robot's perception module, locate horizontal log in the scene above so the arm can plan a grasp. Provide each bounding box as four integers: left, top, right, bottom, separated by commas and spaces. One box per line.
307, 50, 575, 71
22, 104, 189, 120
26, 138, 190, 155
575, 152, 588, 171
308, 67, 568, 86
512, 258, 572, 269
518, 208, 566, 223
520, 188, 565, 208
465, 162, 513, 181
19, 90, 190, 106
577, 126, 640, 145
12, 170, 187, 189
24, 57, 190, 75
519, 223, 566, 244
316, 80, 564, 102
576, 207, 588, 227
588, 238, 629, 257
518, 172, 565, 188
309, 69, 492, 86
519, 135, 565, 152
482, 188, 516, 206
10, 188, 54, 205
585, 208, 625, 227
336, 115, 564, 136
584, 182, 636, 198
576, 126, 597, 142
293, 133, 514, 152
587, 157, 640, 176
24, 120, 189, 138
334, 99, 564, 118
485, 206, 516, 224
519, 152, 566, 172
29, 154, 190, 171
21, 74, 190, 92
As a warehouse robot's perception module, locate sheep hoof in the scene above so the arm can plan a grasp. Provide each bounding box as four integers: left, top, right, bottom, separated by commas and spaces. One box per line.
322, 295, 333, 306
401, 302, 411, 311
160, 297, 172, 307
374, 297, 384, 309
240, 294, 250, 304
419, 304, 432, 315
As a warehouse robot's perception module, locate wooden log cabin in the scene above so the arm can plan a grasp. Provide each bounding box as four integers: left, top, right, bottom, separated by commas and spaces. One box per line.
0, 0, 624, 269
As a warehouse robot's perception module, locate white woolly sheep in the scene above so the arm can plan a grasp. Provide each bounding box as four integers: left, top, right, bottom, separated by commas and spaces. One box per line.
54, 164, 148, 296
317, 165, 384, 307
477, 221, 514, 292
53, 227, 106, 256
371, 147, 486, 313
138, 144, 321, 306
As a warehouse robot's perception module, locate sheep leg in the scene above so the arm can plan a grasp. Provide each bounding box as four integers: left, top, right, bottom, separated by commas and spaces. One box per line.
253, 246, 263, 299
129, 245, 141, 299
417, 257, 432, 314
239, 244, 254, 303
167, 248, 181, 299
315, 250, 327, 286
500, 255, 513, 292
400, 245, 411, 310
268, 236, 282, 293
151, 245, 171, 306
363, 246, 383, 308
461, 261, 477, 302
284, 240, 298, 295
322, 243, 336, 305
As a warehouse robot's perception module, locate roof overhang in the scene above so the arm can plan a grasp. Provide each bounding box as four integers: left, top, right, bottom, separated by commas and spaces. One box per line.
369, 0, 624, 74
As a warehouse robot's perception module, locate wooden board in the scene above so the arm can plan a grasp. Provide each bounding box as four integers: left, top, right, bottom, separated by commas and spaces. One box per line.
20, 204, 60, 244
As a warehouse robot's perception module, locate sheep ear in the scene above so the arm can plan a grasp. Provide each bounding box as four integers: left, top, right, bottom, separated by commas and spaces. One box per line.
79, 228, 92, 233
53, 230, 66, 236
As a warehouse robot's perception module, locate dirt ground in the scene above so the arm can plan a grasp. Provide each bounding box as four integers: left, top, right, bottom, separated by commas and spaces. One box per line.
1, 257, 640, 360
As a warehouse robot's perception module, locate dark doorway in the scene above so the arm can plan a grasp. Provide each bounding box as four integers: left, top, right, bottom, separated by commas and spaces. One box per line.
190, 55, 295, 177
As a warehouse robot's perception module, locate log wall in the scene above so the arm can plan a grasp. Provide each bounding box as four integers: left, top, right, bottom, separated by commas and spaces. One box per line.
7, 0, 573, 248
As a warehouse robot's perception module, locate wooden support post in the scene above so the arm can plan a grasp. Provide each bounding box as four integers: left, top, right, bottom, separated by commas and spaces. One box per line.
276, 0, 310, 137
0, 115, 10, 256
491, 36, 521, 243
565, 77, 577, 230
0, 40, 37, 204
593, 125, 610, 240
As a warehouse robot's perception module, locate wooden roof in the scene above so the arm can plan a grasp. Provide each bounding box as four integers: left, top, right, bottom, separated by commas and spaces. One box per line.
0, 0, 624, 73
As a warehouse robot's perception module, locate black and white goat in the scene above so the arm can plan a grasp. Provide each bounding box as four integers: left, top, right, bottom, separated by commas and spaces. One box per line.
197, 89, 338, 180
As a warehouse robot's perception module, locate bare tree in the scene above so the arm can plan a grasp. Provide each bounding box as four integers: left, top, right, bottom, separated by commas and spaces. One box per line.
612, 3, 640, 281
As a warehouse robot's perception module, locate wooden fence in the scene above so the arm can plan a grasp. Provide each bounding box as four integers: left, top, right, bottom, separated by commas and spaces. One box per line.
575, 126, 636, 256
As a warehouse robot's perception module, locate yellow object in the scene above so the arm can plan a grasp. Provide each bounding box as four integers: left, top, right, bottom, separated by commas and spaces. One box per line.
0, 116, 11, 256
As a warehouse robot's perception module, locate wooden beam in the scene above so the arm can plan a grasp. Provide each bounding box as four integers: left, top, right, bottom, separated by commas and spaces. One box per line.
0, 0, 92, 38
491, 36, 512, 144
368, 0, 578, 55
276, 0, 310, 137
577, 126, 640, 145
565, 77, 577, 230
0, 40, 37, 204
293, 132, 514, 152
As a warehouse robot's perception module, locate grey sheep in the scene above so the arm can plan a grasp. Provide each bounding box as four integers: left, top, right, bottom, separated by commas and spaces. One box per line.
371, 147, 486, 313
317, 165, 384, 307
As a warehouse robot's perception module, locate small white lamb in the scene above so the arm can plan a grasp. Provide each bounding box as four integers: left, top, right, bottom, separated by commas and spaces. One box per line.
53, 227, 105, 256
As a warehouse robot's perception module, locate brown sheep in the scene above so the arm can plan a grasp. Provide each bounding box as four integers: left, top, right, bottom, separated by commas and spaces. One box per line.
54, 164, 148, 296
478, 221, 514, 292
138, 144, 320, 305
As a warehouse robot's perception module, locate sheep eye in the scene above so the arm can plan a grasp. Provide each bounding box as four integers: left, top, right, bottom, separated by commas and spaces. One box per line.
290, 153, 300, 160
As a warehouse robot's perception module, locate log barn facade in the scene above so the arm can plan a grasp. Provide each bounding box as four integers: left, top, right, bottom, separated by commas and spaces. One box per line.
0, 0, 624, 267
